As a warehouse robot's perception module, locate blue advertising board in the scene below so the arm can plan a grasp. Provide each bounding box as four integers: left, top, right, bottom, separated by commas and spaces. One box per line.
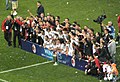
21, 39, 88, 71
21, 39, 53, 60
57, 53, 88, 71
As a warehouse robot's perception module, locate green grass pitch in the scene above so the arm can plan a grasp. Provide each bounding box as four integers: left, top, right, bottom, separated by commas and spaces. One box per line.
0, 0, 120, 82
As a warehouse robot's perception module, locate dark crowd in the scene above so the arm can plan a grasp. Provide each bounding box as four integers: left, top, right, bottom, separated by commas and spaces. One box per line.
1, 1, 120, 82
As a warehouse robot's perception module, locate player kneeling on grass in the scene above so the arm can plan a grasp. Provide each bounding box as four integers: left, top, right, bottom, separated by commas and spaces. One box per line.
103, 61, 112, 81
102, 61, 119, 81
110, 62, 119, 82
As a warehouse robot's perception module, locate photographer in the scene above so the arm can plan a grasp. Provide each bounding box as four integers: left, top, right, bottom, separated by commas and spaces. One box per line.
106, 21, 115, 39
93, 14, 106, 34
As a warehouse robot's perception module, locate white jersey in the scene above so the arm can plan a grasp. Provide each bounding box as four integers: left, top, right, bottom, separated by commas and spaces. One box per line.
68, 42, 74, 56
92, 44, 96, 54
103, 64, 109, 72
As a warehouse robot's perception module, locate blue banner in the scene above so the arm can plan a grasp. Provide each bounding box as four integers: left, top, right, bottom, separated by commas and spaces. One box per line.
21, 39, 88, 71
57, 53, 88, 71
21, 39, 53, 60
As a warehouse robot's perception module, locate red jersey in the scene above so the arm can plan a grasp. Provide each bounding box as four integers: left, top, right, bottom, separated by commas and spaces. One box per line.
1, 19, 7, 32
1, 19, 13, 32
117, 16, 120, 29
94, 58, 100, 69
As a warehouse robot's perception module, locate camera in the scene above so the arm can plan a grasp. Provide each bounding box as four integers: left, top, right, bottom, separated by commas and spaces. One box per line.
93, 14, 107, 24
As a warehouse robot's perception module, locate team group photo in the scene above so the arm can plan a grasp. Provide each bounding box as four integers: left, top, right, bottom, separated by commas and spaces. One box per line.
0, 0, 120, 82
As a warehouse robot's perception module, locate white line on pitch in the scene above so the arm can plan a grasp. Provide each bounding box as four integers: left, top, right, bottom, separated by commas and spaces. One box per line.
0, 78, 8, 82
0, 61, 53, 74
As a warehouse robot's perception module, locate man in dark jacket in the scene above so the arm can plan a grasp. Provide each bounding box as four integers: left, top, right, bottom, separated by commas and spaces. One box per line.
37, 1, 44, 16
84, 38, 93, 56
99, 42, 110, 62
103, 29, 110, 44
13, 17, 23, 48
